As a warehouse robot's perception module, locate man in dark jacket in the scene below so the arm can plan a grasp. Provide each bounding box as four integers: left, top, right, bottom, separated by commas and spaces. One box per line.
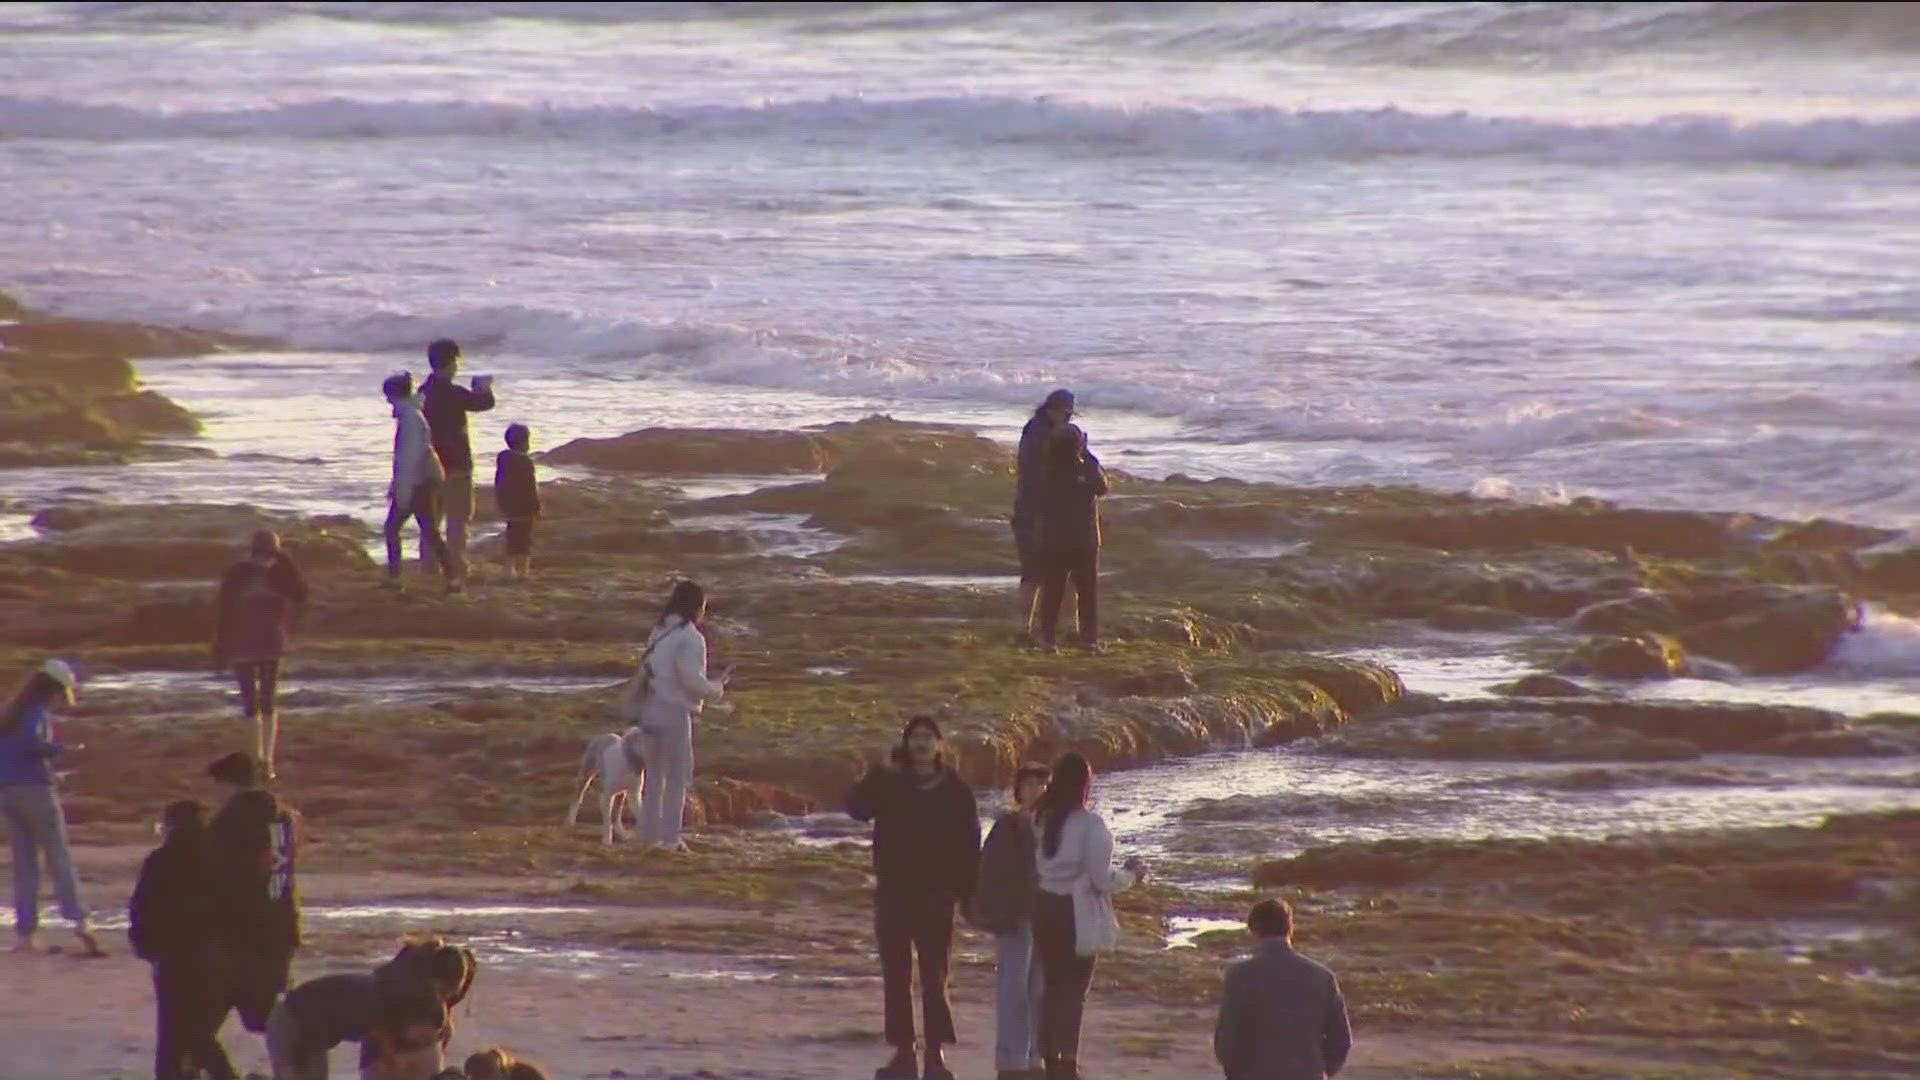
973, 762, 1050, 1080
493, 422, 541, 580
1012, 390, 1073, 639
418, 338, 495, 581
213, 530, 309, 779
131, 799, 238, 1080
1214, 899, 1352, 1080
1033, 423, 1108, 653
206, 752, 302, 1035
846, 715, 982, 1080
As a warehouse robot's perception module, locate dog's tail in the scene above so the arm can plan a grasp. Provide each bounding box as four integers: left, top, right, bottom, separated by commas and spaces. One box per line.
578, 733, 608, 782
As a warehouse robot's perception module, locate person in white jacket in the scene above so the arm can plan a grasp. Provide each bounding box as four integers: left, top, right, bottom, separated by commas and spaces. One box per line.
1030, 752, 1146, 1080
381, 373, 456, 591
634, 580, 730, 851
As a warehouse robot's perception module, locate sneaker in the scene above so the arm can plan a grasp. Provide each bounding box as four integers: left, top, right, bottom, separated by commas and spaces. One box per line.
924, 1045, 956, 1080
74, 928, 106, 958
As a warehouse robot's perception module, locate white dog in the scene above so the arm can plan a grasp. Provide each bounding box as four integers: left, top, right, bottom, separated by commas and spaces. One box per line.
567, 726, 646, 845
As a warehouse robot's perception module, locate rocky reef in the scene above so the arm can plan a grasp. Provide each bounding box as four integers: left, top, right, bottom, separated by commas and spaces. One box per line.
0, 291, 268, 466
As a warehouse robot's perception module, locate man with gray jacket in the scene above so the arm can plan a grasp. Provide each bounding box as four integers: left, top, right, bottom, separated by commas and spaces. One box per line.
1214, 898, 1352, 1080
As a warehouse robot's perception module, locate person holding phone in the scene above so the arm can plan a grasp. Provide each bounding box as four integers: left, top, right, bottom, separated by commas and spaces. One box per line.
417, 339, 495, 583
633, 580, 730, 852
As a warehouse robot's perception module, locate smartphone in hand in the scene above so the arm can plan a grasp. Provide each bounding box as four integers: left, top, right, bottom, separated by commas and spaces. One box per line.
472, 374, 495, 391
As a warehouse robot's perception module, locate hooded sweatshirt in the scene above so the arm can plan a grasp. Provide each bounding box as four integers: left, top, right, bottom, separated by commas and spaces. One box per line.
846, 763, 981, 899
207, 787, 301, 953
391, 394, 444, 505
128, 829, 221, 963
494, 448, 541, 519
640, 615, 726, 712
214, 555, 309, 665
0, 697, 61, 787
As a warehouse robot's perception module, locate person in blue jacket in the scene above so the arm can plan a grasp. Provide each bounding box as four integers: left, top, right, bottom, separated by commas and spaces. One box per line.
1, 658, 103, 957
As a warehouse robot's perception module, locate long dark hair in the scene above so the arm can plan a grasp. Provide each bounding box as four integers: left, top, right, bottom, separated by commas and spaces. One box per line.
1, 672, 58, 735
1035, 751, 1092, 858
889, 714, 946, 771
656, 579, 706, 629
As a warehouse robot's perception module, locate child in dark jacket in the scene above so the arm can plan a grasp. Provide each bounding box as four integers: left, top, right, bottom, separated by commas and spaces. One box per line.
130, 799, 238, 1080
1033, 423, 1108, 653
493, 424, 541, 580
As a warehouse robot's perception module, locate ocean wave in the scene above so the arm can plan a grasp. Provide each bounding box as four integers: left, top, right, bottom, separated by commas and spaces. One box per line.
4, 94, 1917, 166
21, 3, 1919, 62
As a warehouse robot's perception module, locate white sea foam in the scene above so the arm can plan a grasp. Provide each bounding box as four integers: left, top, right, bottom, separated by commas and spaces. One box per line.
5, 95, 1918, 166
1828, 607, 1920, 678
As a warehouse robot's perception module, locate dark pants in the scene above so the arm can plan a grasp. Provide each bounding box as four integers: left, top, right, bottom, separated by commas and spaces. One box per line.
1032, 890, 1097, 1066
384, 484, 452, 579
233, 660, 280, 720
226, 944, 295, 1034
875, 889, 958, 1049
504, 517, 535, 557
154, 955, 237, 1080
1037, 545, 1099, 646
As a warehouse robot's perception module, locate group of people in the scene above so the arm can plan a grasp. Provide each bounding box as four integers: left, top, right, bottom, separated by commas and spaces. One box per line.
380, 338, 543, 592
4, 343, 1355, 1079
846, 718, 1352, 1080
3, 659, 549, 1080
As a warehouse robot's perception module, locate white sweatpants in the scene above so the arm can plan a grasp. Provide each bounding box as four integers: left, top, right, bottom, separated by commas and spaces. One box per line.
637, 699, 694, 847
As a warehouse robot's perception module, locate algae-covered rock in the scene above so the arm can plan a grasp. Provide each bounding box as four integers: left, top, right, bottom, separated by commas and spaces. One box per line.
546, 427, 830, 475
1265, 655, 1403, 717
1326, 500, 1759, 560
1558, 631, 1688, 680
1679, 586, 1860, 674
1491, 673, 1588, 698
12, 503, 372, 579
1307, 711, 1700, 763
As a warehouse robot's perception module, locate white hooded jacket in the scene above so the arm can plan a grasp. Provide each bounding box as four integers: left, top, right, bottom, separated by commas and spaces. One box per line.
641, 615, 726, 711
390, 393, 444, 504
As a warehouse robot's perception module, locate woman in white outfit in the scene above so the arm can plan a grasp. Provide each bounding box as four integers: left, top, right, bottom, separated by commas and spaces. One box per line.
635, 580, 729, 851
1030, 752, 1145, 1080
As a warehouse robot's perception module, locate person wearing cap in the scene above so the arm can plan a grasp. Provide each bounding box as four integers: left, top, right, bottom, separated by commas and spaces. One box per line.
130, 799, 238, 1080
845, 716, 982, 1080
417, 339, 496, 582
213, 529, 309, 780
0, 658, 103, 956
1013, 390, 1075, 641
206, 751, 302, 1036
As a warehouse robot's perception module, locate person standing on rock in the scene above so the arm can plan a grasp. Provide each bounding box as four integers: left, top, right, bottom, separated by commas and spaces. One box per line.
205, 751, 301, 1038
0, 658, 104, 957
493, 422, 541, 580
1014, 390, 1074, 641
384, 372, 459, 592
418, 339, 495, 582
1031, 751, 1144, 1080
1033, 424, 1108, 654
845, 715, 982, 1080
1213, 897, 1352, 1080
973, 761, 1052, 1080
632, 580, 730, 851
130, 798, 238, 1080
213, 529, 308, 779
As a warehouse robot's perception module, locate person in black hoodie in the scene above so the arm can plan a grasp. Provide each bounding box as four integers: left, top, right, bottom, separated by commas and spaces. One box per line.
1012, 390, 1073, 639
205, 751, 301, 1035
418, 339, 495, 581
846, 715, 982, 1080
493, 423, 541, 580
1033, 424, 1109, 654
130, 799, 238, 1080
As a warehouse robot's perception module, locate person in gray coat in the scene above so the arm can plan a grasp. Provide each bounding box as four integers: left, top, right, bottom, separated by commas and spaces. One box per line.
1213, 898, 1351, 1080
